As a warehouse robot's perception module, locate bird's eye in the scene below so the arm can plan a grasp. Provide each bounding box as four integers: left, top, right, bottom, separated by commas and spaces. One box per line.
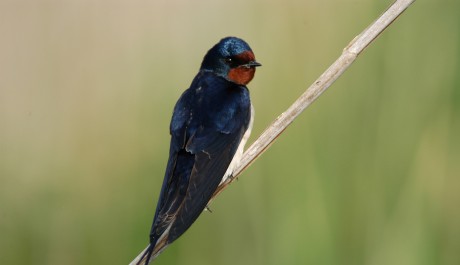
225, 58, 233, 64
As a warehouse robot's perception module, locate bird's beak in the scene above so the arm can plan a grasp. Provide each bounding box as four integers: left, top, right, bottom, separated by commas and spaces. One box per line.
244, 61, 262, 68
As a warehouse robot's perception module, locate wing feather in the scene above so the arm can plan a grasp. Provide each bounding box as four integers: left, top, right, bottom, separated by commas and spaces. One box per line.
149, 72, 251, 246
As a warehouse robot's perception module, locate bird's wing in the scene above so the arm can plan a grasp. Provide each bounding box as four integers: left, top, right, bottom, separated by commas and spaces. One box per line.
151, 121, 248, 244
139, 128, 246, 265
150, 80, 251, 244
167, 128, 244, 241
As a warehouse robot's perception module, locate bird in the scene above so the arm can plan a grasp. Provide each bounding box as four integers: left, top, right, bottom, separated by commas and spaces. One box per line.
135, 37, 261, 264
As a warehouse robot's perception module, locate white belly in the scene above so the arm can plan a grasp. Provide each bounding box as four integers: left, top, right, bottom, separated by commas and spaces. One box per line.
220, 104, 254, 184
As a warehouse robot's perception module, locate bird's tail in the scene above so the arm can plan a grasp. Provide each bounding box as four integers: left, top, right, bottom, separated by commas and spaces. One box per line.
135, 243, 154, 265
131, 237, 169, 265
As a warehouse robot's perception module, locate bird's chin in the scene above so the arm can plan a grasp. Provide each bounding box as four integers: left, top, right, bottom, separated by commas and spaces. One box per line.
227, 67, 256, 85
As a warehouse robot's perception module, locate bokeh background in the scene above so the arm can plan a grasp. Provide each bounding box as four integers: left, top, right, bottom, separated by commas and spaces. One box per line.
1, 0, 459, 264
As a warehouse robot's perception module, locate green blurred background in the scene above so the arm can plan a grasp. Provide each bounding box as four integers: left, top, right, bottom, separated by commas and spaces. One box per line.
1, 0, 459, 264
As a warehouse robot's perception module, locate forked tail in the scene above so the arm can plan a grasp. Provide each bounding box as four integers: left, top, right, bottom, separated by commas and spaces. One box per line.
131, 237, 169, 265
135, 243, 154, 265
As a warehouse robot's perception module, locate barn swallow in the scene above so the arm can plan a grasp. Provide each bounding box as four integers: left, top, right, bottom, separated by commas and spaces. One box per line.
136, 37, 261, 264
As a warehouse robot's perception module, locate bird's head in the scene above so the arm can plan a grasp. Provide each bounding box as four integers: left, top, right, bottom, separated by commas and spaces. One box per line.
200, 37, 261, 85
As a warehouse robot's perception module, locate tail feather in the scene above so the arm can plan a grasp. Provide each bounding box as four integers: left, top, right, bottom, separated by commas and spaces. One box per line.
135, 243, 154, 265
131, 237, 169, 265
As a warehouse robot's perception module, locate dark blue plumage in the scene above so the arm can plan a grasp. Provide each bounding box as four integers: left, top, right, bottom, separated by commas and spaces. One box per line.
135, 37, 260, 264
